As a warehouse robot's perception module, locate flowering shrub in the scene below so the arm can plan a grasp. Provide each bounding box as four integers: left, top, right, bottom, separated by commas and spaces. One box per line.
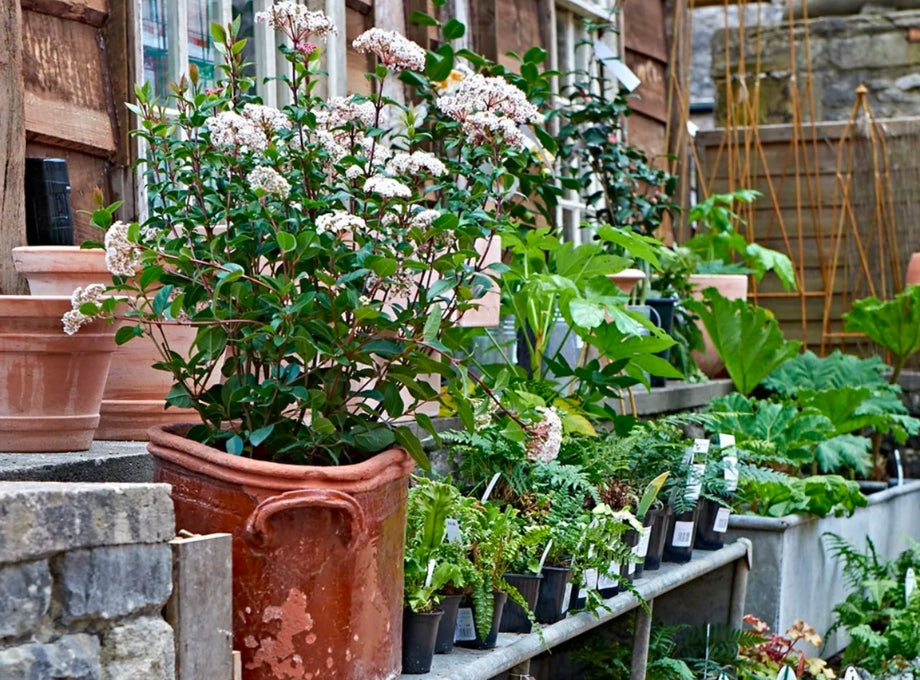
75, 6, 545, 465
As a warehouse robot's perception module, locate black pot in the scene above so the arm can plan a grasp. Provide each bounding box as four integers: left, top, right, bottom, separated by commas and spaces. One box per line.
456, 590, 508, 650
402, 608, 444, 674
618, 529, 640, 583
643, 506, 672, 571
534, 565, 572, 624
499, 573, 543, 633
645, 297, 676, 388
694, 498, 731, 551
434, 593, 463, 654
633, 512, 656, 579
663, 506, 699, 564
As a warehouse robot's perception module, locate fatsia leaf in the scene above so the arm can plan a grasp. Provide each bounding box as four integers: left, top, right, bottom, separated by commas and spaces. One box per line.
686, 290, 801, 395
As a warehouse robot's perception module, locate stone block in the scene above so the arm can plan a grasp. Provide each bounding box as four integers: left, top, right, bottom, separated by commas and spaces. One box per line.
0, 482, 174, 564
57, 545, 172, 623
101, 617, 175, 680
0, 634, 101, 680
0, 560, 51, 641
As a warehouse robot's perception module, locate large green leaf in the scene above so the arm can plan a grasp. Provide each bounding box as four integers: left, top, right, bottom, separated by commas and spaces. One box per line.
813, 434, 872, 476
763, 350, 889, 396
844, 285, 920, 367
686, 290, 801, 395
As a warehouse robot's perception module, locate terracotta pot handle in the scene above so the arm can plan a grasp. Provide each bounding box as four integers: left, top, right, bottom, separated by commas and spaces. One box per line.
244, 488, 367, 549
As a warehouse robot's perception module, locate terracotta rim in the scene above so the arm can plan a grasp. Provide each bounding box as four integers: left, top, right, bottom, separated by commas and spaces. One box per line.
148, 422, 416, 493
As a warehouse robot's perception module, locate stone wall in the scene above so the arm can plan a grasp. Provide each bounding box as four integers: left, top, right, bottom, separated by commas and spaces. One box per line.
713, 9, 920, 124
0, 482, 176, 680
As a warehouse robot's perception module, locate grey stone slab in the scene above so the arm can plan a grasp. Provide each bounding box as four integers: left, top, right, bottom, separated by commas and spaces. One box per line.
0, 482, 174, 564
57, 545, 173, 623
0, 560, 51, 641
0, 441, 153, 483
101, 616, 175, 680
0, 634, 101, 680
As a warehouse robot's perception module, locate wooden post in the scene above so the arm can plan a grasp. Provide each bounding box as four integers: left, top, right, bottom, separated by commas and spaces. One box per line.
0, 0, 26, 294
167, 533, 234, 680
630, 599, 654, 680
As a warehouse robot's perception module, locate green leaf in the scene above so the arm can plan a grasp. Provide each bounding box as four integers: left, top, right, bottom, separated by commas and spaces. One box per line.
394, 426, 430, 471
442, 18, 465, 40
165, 384, 195, 409
276, 231, 296, 253
408, 10, 439, 26
370, 257, 398, 278
195, 325, 228, 359
352, 425, 396, 453
115, 324, 142, 346
844, 286, 920, 368
249, 425, 275, 448
686, 290, 801, 395
226, 435, 244, 455
423, 304, 442, 343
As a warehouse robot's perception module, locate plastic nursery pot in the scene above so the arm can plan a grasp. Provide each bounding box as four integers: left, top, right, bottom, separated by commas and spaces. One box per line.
434, 594, 463, 654
663, 506, 700, 564
534, 565, 573, 624
618, 529, 640, 583
644, 506, 672, 571
499, 573, 543, 634
633, 512, 655, 579
694, 497, 732, 551
455, 590, 508, 650
402, 608, 444, 674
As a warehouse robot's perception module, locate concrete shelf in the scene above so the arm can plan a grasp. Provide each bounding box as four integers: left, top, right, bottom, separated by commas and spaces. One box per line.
404, 539, 752, 680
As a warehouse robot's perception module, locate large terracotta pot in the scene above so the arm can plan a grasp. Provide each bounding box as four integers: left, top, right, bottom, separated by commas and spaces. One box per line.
688, 273, 749, 378
0, 296, 115, 451
148, 423, 415, 680
12, 245, 202, 439
906, 252, 920, 287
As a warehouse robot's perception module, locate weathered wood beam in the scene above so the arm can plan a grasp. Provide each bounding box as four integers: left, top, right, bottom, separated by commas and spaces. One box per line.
20, 0, 107, 28
1, 0, 26, 293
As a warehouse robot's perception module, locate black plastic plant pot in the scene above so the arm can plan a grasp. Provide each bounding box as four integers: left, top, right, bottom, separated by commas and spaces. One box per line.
402, 608, 444, 674
694, 498, 731, 551
645, 297, 676, 388
644, 506, 672, 571
535, 565, 572, 624
663, 506, 699, 564
456, 590, 508, 650
618, 529, 640, 583
434, 594, 463, 654
499, 573, 543, 633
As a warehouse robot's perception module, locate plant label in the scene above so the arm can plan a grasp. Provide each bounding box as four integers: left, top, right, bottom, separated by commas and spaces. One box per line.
895, 449, 904, 487
454, 608, 477, 642
561, 582, 573, 612
597, 562, 618, 591
685, 464, 704, 502
906, 567, 917, 601
713, 507, 731, 533
481, 472, 502, 503
538, 540, 553, 572
635, 526, 652, 560
424, 559, 436, 588
724, 455, 739, 493
593, 41, 641, 92
693, 438, 711, 456
672, 520, 694, 548
444, 518, 462, 543
843, 667, 860, 680
775, 666, 796, 680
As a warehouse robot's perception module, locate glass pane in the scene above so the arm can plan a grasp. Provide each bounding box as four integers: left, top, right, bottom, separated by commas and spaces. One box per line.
142, 0, 169, 98
189, 1, 221, 86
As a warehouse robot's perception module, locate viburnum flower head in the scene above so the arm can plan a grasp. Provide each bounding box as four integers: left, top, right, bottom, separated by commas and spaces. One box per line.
104, 220, 142, 278
352, 28, 426, 72
255, 2, 336, 42
62, 283, 107, 335
247, 166, 291, 199
436, 73, 542, 125
364, 175, 412, 199
205, 111, 268, 153
315, 210, 367, 236
526, 406, 563, 464
241, 103, 292, 134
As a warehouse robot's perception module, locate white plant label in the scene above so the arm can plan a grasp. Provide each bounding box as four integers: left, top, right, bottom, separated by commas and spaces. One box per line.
627, 558, 636, 576
597, 562, 619, 591
775, 666, 796, 680
685, 463, 704, 502
724, 455, 739, 493
906, 567, 917, 601
693, 438, 711, 456
481, 472, 502, 503
895, 449, 904, 487
561, 582, 573, 612
538, 540, 553, 572
593, 41, 641, 91
843, 667, 860, 680
713, 507, 731, 533
424, 559, 436, 588
454, 608, 476, 642
444, 518, 462, 543
635, 526, 652, 560
672, 520, 694, 548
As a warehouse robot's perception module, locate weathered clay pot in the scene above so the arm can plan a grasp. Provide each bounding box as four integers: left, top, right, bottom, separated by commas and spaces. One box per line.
906, 252, 920, 287
0, 296, 115, 451
688, 273, 749, 378
11, 245, 202, 439
607, 267, 647, 294
148, 423, 415, 680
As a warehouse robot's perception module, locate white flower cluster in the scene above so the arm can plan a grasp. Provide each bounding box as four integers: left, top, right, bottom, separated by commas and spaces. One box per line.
242, 103, 292, 134
526, 406, 563, 464
381, 207, 441, 230
364, 175, 412, 199
247, 166, 291, 198
104, 221, 142, 277
435, 74, 541, 150
352, 28, 425, 72
315, 210, 367, 236
62, 284, 107, 335
255, 2, 336, 40
385, 151, 447, 178
205, 111, 268, 153
310, 97, 378, 163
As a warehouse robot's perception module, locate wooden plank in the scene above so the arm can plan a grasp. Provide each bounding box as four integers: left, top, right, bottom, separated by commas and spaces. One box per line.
622, 0, 667, 62
21, 0, 108, 27
496, 0, 543, 70
346, 5, 373, 95
624, 52, 667, 123
167, 533, 234, 680
25, 91, 115, 156
0, 0, 27, 293
626, 113, 667, 158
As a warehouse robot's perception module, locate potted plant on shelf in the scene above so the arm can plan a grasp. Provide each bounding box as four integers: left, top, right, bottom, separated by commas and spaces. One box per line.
69, 8, 547, 678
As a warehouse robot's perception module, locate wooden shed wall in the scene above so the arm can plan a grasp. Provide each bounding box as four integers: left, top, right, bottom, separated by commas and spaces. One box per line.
622, 0, 669, 158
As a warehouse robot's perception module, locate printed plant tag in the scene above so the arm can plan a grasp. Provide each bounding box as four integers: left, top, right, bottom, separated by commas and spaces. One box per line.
906, 567, 917, 601
843, 668, 860, 680
724, 455, 739, 493
481, 472, 501, 502
635, 526, 652, 559
454, 608, 477, 642
444, 518, 462, 543
672, 520, 694, 548
561, 582, 573, 612
685, 463, 704, 502
713, 507, 731, 533
593, 41, 641, 91
895, 449, 904, 487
